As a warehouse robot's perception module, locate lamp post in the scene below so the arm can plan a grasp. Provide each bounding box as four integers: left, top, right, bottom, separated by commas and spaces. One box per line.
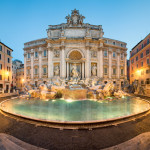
3, 71, 9, 93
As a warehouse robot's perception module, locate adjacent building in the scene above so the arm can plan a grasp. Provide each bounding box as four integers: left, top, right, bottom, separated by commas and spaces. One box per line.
16, 64, 24, 91
12, 59, 24, 90
127, 60, 130, 82
0, 42, 13, 93
24, 9, 127, 88
130, 33, 150, 85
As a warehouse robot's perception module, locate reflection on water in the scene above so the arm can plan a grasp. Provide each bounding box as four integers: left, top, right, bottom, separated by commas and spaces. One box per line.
1, 97, 150, 122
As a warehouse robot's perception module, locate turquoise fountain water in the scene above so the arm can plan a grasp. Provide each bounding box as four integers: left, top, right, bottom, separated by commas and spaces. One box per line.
0, 96, 149, 123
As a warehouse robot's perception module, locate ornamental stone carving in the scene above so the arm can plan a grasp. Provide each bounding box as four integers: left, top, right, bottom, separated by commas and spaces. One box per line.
65, 9, 85, 26
54, 50, 60, 58
91, 50, 97, 58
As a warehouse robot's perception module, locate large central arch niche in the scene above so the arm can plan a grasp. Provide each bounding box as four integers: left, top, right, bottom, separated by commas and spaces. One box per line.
66, 50, 85, 79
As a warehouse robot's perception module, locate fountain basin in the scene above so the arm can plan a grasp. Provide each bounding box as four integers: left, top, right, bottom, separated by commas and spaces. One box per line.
0, 97, 150, 129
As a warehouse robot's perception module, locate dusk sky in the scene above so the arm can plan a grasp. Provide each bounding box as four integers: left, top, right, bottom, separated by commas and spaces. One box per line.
0, 0, 150, 61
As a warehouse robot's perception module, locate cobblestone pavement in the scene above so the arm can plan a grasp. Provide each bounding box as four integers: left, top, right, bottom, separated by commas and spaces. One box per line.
0, 95, 150, 150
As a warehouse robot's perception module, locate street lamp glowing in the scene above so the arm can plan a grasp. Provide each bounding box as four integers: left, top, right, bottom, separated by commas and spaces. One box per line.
5, 71, 9, 76
136, 70, 141, 76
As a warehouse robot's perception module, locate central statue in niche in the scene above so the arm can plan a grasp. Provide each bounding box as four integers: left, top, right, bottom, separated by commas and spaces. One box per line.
71, 65, 79, 78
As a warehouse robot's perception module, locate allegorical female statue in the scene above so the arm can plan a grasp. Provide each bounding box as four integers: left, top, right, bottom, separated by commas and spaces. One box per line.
71, 65, 79, 78
91, 64, 97, 76
54, 65, 60, 76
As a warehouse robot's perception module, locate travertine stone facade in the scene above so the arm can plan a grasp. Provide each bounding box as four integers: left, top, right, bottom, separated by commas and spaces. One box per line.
24, 9, 127, 88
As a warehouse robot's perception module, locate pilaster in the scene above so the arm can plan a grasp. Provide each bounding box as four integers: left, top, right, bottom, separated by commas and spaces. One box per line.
47, 43, 53, 78
39, 47, 42, 79
85, 38, 91, 78
60, 39, 66, 78
108, 49, 112, 79
98, 47, 103, 78
30, 49, 34, 80
117, 50, 120, 79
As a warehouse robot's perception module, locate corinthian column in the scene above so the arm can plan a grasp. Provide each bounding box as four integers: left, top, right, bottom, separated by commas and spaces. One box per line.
39, 47, 42, 79
60, 40, 66, 78
48, 43, 53, 78
82, 62, 84, 79
98, 48, 103, 78
24, 52, 27, 82
61, 48, 66, 78
108, 49, 112, 79
86, 46, 90, 78
30, 49, 34, 80
117, 51, 120, 79
100, 49, 103, 78
67, 62, 69, 79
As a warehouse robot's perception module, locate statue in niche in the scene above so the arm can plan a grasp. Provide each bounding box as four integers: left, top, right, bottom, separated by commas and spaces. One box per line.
91, 51, 97, 58
54, 50, 60, 58
71, 65, 79, 78
54, 65, 60, 76
91, 64, 97, 76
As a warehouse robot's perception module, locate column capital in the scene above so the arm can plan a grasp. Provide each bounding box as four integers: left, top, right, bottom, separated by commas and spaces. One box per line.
108, 49, 112, 53
47, 42, 53, 48
60, 45, 65, 50
116, 49, 120, 54
24, 53, 27, 57
117, 52, 120, 56
30, 49, 34, 55
39, 47, 43, 52
98, 47, 105, 51
85, 45, 91, 49
30, 53, 34, 56
48, 47, 53, 51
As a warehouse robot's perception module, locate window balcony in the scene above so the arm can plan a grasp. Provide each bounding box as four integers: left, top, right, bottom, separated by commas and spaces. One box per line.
26, 59, 31, 62
34, 74, 39, 78
26, 74, 31, 79
42, 74, 48, 78
42, 57, 48, 61
34, 58, 39, 61
120, 75, 125, 79
112, 74, 117, 79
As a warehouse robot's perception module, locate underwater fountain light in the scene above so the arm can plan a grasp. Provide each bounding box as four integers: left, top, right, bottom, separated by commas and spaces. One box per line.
66, 99, 73, 103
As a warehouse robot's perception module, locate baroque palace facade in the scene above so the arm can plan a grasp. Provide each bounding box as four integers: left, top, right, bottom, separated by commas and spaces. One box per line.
24, 9, 127, 87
